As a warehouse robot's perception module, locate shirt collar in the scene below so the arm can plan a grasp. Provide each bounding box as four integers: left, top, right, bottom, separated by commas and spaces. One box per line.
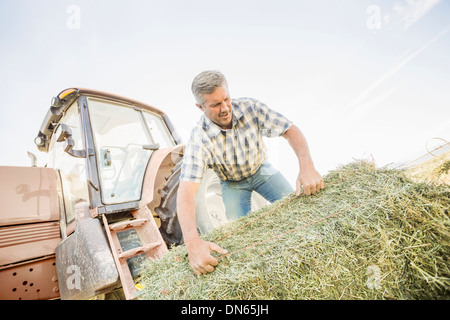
201, 100, 244, 136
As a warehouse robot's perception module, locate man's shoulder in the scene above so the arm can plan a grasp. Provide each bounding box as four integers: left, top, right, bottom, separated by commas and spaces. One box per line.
188, 116, 206, 134
186, 115, 213, 143
232, 97, 264, 117
232, 97, 260, 108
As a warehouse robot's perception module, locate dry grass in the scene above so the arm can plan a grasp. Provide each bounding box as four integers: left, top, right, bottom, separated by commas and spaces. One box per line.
139, 160, 450, 300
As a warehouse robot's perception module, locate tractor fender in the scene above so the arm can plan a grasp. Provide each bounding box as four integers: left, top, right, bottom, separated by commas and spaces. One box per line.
139, 145, 184, 213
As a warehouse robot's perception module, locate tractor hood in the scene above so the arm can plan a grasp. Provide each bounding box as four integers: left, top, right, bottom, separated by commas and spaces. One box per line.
0, 166, 60, 227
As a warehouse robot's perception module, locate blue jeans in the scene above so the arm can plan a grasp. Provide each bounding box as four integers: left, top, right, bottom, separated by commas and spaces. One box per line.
220, 162, 294, 221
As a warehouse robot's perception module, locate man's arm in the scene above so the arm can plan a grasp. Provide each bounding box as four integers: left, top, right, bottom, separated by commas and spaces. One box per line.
177, 180, 228, 275
282, 125, 324, 196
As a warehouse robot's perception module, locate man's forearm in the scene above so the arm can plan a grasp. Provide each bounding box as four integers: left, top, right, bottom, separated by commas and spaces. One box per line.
177, 181, 201, 243
283, 124, 323, 195
177, 180, 228, 275
282, 125, 315, 169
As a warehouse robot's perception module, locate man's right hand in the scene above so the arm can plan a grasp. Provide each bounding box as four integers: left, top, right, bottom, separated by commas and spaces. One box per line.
185, 237, 228, 275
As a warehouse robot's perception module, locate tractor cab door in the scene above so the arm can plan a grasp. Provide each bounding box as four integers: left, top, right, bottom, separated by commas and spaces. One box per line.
48, 99, 118, 300
47, 99, 90, 231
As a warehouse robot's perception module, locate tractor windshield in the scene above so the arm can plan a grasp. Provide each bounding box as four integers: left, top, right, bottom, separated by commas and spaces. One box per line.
88, 97, 175, 204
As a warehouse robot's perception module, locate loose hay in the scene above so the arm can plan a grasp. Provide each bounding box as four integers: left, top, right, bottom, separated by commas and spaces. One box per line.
139, 160, 450, 300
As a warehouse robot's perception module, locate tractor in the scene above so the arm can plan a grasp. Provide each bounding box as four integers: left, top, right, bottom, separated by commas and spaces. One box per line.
0, 88, 265, 300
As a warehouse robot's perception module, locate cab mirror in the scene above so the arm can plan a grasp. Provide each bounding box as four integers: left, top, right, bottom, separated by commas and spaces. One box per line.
63, 138, 87, 158
56, 123, 86, 158
56, 123, 73, 142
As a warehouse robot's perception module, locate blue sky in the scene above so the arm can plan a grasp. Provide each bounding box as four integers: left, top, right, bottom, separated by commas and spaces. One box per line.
1, 0, 449, 186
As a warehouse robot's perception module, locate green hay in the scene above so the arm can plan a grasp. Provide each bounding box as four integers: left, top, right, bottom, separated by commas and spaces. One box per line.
139, 160, 450, 300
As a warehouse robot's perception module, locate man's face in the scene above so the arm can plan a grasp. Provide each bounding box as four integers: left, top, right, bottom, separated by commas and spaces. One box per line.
196, 86, 232, 130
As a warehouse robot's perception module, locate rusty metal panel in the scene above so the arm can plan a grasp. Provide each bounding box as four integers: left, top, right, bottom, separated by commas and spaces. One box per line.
0, 256, 59, 300
0, 222, 61, 266
0, 166, 60, 227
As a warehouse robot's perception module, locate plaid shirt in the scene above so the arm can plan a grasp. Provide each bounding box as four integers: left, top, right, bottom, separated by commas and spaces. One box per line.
180, 97, 293, 182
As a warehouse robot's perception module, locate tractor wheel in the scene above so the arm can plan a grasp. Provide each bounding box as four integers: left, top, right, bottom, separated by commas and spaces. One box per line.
155, 161, 183, 247
155, 161, 268, 247
155, 162, 228, 247
194, 169, 268, 235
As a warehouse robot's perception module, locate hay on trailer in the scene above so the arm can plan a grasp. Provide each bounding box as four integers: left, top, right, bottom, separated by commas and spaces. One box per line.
139, 160, 450, 300
405, 151, 450, 186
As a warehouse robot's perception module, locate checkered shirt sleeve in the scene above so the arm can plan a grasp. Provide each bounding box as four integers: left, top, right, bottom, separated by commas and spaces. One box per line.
180, 127, 208, 183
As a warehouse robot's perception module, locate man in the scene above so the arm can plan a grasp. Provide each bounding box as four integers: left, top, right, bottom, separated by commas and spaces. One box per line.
177, 70, 324, 276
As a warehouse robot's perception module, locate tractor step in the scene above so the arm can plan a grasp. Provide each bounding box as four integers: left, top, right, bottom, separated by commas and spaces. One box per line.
118, 242, 161, 260
108, 218, 149, 232
102, 206, 168, 300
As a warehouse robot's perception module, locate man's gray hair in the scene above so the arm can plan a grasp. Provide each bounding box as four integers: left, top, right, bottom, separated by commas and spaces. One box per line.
191, 70, 228, 106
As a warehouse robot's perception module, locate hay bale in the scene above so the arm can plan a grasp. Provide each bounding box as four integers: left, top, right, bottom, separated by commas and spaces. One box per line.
139, 160, 450, 300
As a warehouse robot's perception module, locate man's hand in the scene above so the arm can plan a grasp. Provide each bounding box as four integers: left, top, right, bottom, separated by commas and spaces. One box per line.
296, 166, 324, 196
185, 237, 228, 275
282, 125, 324, 196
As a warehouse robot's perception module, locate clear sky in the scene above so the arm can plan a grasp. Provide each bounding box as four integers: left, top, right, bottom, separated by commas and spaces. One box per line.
1, 0, 449, 187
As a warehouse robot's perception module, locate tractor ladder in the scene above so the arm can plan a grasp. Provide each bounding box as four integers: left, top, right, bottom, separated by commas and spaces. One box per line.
102, 206, 168, 300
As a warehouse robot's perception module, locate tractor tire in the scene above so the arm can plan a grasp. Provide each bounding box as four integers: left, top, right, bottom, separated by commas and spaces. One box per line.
154, 162, 228, 247
155, 161, 183, 247
155, 161, 268, 247
194, 169, 268, 235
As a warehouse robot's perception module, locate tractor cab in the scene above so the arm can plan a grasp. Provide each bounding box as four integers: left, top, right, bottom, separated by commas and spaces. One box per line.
35, 88, 180, 221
